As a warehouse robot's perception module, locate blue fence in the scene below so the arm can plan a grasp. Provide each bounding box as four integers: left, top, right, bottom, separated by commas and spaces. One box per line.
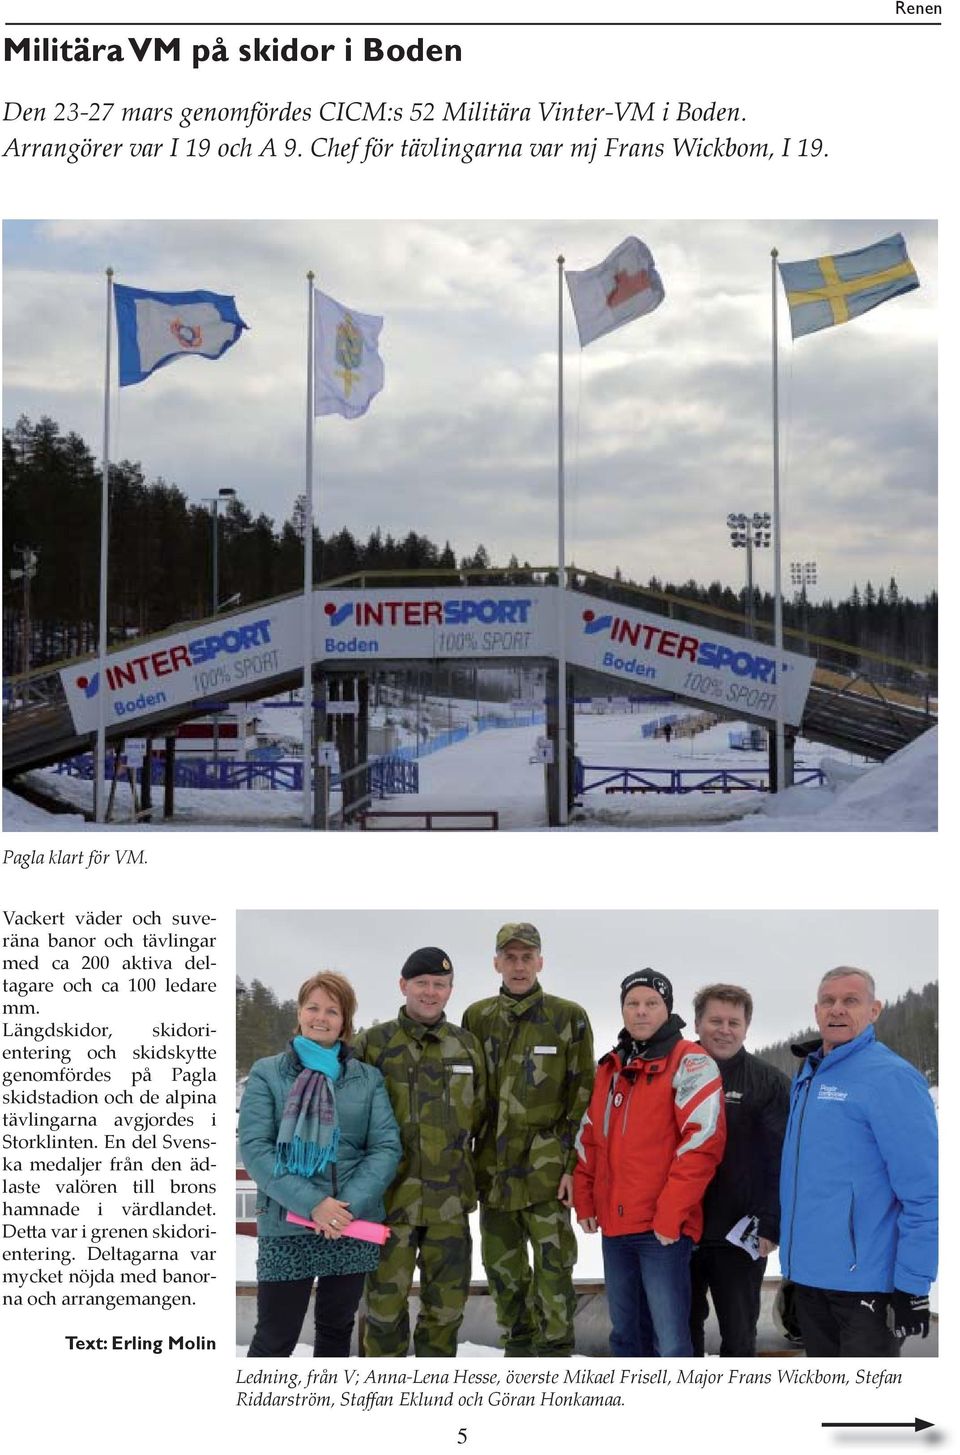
54, 754, 419, 796
395, 726, 470, 761
54, 708, 547, 786
394, 710, 546, 761
575, 695, 664, 707
371, 758, 419, 795
476, 711, 545, 731
728, 728, 767, 751
640, 713, 682, 739
574, 761, 826, 796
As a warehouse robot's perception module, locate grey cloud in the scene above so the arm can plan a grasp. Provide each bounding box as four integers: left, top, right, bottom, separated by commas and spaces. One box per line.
3, 219, 936, 598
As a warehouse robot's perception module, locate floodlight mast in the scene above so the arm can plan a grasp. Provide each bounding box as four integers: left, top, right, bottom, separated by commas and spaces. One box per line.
725, 510, 771, 639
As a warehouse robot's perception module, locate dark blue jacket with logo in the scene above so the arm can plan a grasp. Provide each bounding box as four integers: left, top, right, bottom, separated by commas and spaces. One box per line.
779, 1025, 937, 1295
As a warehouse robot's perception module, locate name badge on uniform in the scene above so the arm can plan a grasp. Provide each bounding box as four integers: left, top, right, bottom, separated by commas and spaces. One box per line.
449, 1064, 473, 1074
534, 1045, 558, 1054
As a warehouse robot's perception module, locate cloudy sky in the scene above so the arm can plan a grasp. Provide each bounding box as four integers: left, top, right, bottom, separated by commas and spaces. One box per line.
3, 218, 936, 600
235, 908, 936, 1057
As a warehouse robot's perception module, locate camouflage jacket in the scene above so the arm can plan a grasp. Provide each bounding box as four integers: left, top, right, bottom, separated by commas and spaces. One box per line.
462, 985, 595, 1211
353, 1009, 487, 1225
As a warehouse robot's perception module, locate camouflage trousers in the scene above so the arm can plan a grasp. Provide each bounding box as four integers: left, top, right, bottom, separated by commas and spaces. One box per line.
479, 1200, 577, 1356
363, 1217, 472, 1358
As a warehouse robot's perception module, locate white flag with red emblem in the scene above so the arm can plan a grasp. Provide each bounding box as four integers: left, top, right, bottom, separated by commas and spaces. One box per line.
565, 236, 665, 347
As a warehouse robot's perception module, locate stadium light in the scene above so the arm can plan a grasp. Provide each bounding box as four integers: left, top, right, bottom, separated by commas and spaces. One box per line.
725, 512, 771, 638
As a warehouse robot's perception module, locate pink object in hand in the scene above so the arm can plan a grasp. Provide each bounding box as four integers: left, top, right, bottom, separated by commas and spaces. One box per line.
285, 1211, 390, 1244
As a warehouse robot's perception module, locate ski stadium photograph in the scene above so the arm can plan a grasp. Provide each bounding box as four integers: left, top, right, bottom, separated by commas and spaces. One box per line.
2, 220, 937, 832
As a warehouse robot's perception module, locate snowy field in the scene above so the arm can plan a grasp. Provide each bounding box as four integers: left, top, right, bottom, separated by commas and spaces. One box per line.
3, 701, 937, 832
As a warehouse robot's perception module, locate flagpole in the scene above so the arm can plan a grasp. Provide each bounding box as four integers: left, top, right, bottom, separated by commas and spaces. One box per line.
556, 255, 568, 828
302, 272, 315, 827
95, 267, 113, 824
771, 248, 786, 795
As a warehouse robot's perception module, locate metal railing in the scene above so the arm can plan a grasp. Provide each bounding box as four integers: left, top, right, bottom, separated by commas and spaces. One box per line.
575, 762, 826, 796
8, 567, 935, 700
358, 809, 500, 830
5, 570, 934, 775
53, 753, 419, 796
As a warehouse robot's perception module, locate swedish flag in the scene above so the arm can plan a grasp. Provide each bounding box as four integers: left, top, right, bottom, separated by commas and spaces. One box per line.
778, 233, 919, 339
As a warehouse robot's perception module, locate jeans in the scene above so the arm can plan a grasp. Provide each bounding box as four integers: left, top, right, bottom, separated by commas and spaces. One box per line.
602, 1231, 693, 1357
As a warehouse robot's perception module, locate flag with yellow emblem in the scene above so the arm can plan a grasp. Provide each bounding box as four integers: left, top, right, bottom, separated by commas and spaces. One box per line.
778, 233, 918, 339
314, 288, 384, 419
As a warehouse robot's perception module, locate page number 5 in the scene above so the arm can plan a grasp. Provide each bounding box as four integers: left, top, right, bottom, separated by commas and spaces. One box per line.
458, 1431, 468, 1445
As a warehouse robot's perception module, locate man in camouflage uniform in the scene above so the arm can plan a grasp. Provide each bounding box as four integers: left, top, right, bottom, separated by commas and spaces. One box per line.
463, 922, 594, 1356
354, 946, 486, 1357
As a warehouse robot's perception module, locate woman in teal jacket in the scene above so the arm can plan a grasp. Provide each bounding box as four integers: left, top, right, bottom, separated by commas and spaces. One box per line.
239, 971, 401, 1356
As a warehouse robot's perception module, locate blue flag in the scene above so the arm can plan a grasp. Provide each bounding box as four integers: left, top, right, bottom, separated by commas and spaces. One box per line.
778, 234, 918, 339
114, 284, 248, 386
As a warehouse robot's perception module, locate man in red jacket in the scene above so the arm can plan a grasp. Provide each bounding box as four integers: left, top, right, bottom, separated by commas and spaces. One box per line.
573, 970, 726, 1356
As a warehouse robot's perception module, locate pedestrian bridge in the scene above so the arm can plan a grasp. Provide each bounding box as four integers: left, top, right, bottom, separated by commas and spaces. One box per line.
3, 571, 936, 780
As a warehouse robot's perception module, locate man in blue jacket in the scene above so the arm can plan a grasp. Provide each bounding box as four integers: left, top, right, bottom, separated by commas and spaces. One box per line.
779, 967, 938, 1356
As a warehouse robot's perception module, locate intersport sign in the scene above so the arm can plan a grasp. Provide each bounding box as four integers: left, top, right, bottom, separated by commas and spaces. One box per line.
567, 592, 814, 726
60, 586, 813, 733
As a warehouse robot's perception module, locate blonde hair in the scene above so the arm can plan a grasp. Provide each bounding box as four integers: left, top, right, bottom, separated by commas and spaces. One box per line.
297, 972, 357, 1043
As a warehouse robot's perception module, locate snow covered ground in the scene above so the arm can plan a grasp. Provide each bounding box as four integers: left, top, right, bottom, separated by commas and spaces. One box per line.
720, 726, 937, 832
4, 706, 936, 832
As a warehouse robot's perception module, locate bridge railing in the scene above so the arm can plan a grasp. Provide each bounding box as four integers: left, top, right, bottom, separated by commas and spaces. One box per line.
4, 572, 935, 757
2, 665, 68, 716
6, 570, 937, 704
320, 566, 936, 693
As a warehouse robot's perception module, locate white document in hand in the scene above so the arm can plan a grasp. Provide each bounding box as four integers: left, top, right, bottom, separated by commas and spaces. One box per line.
726, 1214, 761, 1260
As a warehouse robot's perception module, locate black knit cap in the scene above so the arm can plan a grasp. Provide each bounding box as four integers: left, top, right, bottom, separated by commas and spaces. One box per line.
401, 946, 454, 980
620, 968, 673, 1013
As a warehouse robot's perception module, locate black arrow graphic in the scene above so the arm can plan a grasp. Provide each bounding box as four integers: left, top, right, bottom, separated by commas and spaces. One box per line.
822, 1419, 933, 1433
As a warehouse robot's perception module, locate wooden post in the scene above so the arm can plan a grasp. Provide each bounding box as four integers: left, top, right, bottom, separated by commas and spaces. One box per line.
163, 734, 176, 819
141, 736, 153, 813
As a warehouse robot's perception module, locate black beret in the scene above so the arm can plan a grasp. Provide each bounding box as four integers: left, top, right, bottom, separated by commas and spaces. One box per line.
401, 946, 454, 979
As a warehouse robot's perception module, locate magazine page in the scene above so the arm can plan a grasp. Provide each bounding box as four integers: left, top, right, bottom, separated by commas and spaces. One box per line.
0, 0, 947, 1450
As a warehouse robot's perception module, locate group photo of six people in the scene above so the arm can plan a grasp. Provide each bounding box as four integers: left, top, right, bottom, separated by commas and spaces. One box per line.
238, 921, 938, 1359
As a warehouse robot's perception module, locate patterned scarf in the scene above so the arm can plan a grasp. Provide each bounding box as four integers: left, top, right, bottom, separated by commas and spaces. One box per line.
274, 1036, 342, 1177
